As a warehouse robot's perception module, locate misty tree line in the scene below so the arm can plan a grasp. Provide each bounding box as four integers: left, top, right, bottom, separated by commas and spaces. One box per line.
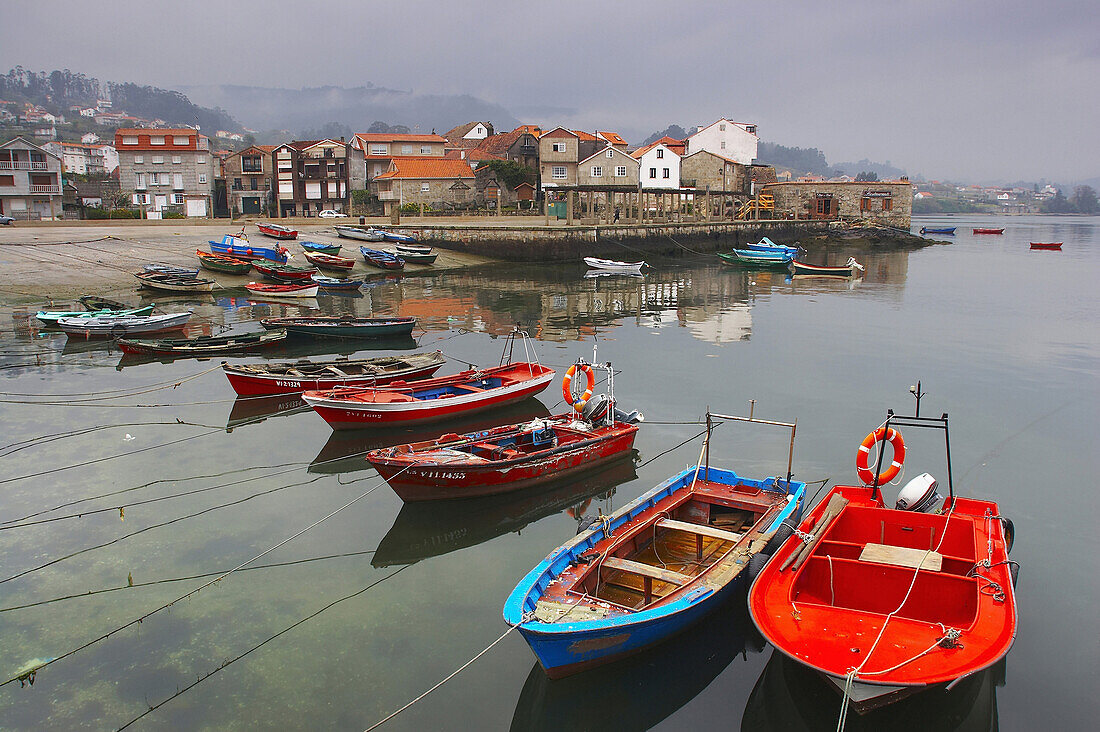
1042, 186, 1098, 214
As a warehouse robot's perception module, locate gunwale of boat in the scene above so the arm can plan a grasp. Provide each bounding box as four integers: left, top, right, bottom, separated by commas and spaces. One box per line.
228, 352, 442, 379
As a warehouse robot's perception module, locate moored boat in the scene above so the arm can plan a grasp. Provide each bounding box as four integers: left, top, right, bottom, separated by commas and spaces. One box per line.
919, 227, 957, 235
748, 400, 1018, 716
334, 225, 385, 241
259, 315, 416, 339
209, 234, 290, 263
1029, 242, 1062, 250
134, 272, 216, 292
221, 351, 447, 396
303, 251, 356, 271
360, 246, 405, 270
117, 328, 287, 357
79, 295, 129, 311
252, 261, 318, 281
583, 257, 646, 273
56, 311, 193, 338
973, 228, 1004, 234
394, 242, 433, 256
36, 305, 155, 327
244, 281, 319, 298
718, 249, 795, 267
392, 248, 437, 264
301, 240, 341, 254
745, 236, 799, 255
143, 264, 200, 277
790, 257, 865, 277
368, 362, 643, 501
257, 222, 298, 240
196, 249, 252, 274
379, 229, 418, 243
310, 274, 364, 291
504, 408, 804, 678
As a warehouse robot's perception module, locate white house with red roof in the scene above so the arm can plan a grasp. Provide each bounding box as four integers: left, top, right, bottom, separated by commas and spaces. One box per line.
632, 138, 682, 190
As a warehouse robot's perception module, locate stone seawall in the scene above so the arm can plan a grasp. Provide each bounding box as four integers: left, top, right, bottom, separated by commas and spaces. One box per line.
383, 220, 835, 261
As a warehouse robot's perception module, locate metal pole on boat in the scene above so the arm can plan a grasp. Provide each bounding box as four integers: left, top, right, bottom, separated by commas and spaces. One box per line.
871, 410, 894, 504
943, 412, 955, 502
704, 409, 712, 480
910, 381, 925, 418
786, 419, 796, 487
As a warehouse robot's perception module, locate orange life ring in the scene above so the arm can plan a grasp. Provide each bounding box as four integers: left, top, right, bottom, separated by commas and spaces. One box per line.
561, 363, 595, 413
855, 427, 906, 485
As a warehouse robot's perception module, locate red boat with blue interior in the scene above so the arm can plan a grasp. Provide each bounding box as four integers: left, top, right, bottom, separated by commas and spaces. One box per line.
749, 396, 1018, 717
209, 234, 289, 263
504, 409, 805, 678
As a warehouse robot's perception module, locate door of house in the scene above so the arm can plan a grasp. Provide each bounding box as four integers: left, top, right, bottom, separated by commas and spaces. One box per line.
813, 195, 834, 218
242, 196, 261, 214
154, 195, 168, 211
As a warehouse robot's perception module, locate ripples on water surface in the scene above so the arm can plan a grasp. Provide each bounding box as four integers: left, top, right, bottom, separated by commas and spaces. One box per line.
0, 215, 1096, 730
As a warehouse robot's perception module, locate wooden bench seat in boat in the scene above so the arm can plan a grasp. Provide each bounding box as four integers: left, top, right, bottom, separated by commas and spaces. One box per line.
656, 518, 744, 544
601, 556, 691, 586
858, 542, 943, 571
325, 366, 348, 376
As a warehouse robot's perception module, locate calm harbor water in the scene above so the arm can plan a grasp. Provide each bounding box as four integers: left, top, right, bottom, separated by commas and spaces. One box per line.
0, 215, 1096, 730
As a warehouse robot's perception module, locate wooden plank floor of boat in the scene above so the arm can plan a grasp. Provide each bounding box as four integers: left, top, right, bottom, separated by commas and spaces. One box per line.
597, 530, 736, 608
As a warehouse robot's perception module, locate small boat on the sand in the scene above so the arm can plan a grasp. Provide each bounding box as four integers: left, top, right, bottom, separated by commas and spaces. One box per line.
117, 329, 287, 357
301, 241, 341, 255
310, 274, 364, 291
392, 247, 437, 264
222, 351, 447, 396
790, 257, 865, 277
745, 236, 799, 255
749, 401, 1018, 715
303, 251, 356, 271
583, 257, 646, 273
37, 305, 154, 326
196, 249, 252, 274
919, 227, 957, 235
335, 225, 385, 242
244, 282, 319, 298
718, 249, 794, 267
259, 315, 416, 339
379, 229, 418, 243
134, 272, 216, 292
360, 246, 405, 270
257, 222, 298, 240
505, 408, 804, 678
368, 363, 642, 501
394, 242, 433, 256
79, 295, 129, 311
973, 228, 1004, 235
209, 234, 290, 263
1029, 242, 1062, 250
143, 264, 199, 277
252, 261, 318, 282
57, 311, 193, 338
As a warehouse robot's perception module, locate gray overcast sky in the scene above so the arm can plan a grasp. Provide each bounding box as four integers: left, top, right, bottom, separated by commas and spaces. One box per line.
3, 0, 1097, 182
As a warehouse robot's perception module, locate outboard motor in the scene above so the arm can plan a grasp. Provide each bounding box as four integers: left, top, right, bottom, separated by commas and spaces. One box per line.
895, 473, 942, 513
613, 406, 644, 424
580, 393, 611, 423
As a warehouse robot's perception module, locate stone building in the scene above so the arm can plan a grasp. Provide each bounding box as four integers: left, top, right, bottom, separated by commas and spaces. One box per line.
350, 133, 447, 191
272, 139, 351, 218
223, 145, 275, 215
0, 136, 63, 219
762, 180, 913, 227
372, 158, 476, 214
115, 128, 215, 217
680, 150, 749, 193
576, 146, 640, 188
538, 127, 605, 190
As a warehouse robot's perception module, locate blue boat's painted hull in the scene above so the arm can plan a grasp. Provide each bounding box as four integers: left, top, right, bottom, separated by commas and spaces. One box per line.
504, 466, 804, 678
209, 236, 289, 264
381, 230, 418, 243
745, 237, 799, 256
919, 227, 957, 235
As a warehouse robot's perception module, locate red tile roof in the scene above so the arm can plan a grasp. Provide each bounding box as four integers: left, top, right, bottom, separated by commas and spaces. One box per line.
354, 133, 447, 144
444, 148, 505, 162
597, 131, 627, 146
374, 158, 476, 180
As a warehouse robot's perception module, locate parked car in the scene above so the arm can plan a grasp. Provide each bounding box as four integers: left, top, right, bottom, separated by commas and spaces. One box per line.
0, 214, 14, 225
317, 210, 348, 219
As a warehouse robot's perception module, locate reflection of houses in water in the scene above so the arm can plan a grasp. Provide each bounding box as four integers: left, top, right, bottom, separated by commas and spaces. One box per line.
683, 304, 753, 343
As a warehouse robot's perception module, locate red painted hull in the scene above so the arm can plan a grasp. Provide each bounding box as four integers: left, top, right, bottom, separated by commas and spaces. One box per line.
368, 418, 639, 501
252, 262, 317, 281
222, 354, 446, 396
972, 228, 1004, 234
1029, 242, 1062, 250
302, 363, 555, 429
749, 485, 1017, 695
303, 252, 355, 270
258, 224, 298, 240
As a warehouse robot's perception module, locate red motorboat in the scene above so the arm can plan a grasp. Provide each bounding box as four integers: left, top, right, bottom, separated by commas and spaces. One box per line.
252, 261, 317, 281
749, 404, 1017, 717
367, 363, 642, 500
1029, 242, 1062, 250
244, 281, 319, 298
303, 251, 356, 271
221, 351, 448, 396
257, 222, 298, 240
972, 228, 1004, 234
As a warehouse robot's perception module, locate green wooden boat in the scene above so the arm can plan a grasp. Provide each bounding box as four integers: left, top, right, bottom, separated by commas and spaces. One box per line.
301, 241, 342, 255
197, 249, 252, 274
36, 305, 155, 327
258, 316, 417, 339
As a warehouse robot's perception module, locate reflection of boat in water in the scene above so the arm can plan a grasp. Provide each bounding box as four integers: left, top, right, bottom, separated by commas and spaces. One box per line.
308, 397, 551, 474
511, 594, 765, 732
740, 650, 1004, 732
225, 393, 312, 431
584, 270, 645, 280
373, 454, 638, 568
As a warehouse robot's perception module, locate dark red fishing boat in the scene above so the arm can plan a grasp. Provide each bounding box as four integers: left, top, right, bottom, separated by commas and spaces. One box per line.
1029, 242, 1062, 250
303, 251, 356, 271
367, 363, 643, 501
221, 351, 447, 396
749, 402, 1018, 717
252, 261, 317, 281
244, 281, 318, 298
972, 228, 1004, 234
257, 222, 298, 240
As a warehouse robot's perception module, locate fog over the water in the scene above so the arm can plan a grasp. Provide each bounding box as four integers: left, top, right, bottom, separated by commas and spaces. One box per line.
2, 0, 1096, 182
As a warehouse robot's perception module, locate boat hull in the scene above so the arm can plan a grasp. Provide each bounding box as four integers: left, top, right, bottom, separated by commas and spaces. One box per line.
57, 312, 193, 338
919, 227, 956, 235
259, 316, 415, 339
335, 225, 385, 242
117, 329, 286, 356
972, 228, 1004, 234
135, 273, 215, 292
209, 236, 289, 263
303, 251, 355, 270
37, 305, 154, 326
360, 246, 405, 270
370, 421, 639, 501
245, 283, 319, 298
222, 352, 447, 396
719, 250, 794, 267
303, 365, 555, 429
790, 261, 857, 277
584, 257, 644, 272
257, 223, 298, 240
301, 241, 341, 254
1029, 242, 1062, 250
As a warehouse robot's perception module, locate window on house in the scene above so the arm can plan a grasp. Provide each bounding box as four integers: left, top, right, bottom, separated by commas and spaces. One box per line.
172, 155, 181, 164
134, 155, 144, 164
656, 149, 664, 159
606, 150, 614, 158
250, 178, 258, 190
196, 156, 207, 164
746, 125, 756, 134
420, 183, 430, 193
134, 173, 146, 188
173, 136, 189, 145
0, 175, 14, 186
551, 166, 566, 179
198, 173, 207, 184
370, 144, 387, 155
420, 146, 431, 154
552, 142, 566, 152
882, 197, 893, 211
720, 141, 726, 149
173, 193, 185, 204
591, 166, 603, 177
122, 136, 138, 145
615, 166, 627, 177
173, 173, 183, 189
662, 168, 670, 178
233, 177, 242, 190
649, 168, 657, 179
150, 136, 164, 145
133, 193, 148, 204
152, 155, 163, 164
401, 145, 413, 154
719, 123, 726, 131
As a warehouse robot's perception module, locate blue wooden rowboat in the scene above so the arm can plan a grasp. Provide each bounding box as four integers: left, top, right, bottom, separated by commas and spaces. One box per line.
504, 464, 804, 678
919, 227, 957, 235
209, 234, 289, 264
359, 246, 405, 270
36, 305, 155, 326
301, 241, 342, 255
379, 229, 418, 244
745, 236, 799, 256
718, 249, 795, 267
311, 274, 364, 291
